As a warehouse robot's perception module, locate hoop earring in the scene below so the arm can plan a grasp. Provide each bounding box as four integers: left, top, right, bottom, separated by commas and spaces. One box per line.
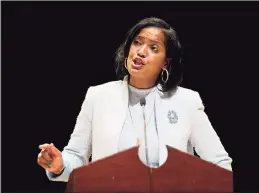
161, 69, 169, 84
124, 58, 128, 70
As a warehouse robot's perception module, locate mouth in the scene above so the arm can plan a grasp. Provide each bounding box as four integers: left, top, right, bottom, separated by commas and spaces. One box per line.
132, 59, 144, 70
130, 57, 145, 71
133, 57, 145, 65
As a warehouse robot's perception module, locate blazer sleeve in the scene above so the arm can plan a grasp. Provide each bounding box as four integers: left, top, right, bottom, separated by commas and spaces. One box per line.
46, 86, 95, 182
190, 92, 233, 171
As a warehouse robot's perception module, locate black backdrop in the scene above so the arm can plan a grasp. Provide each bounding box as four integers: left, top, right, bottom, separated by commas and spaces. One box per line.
2, 1, 258, 192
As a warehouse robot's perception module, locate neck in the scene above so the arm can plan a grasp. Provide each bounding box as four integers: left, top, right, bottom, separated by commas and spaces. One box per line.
129, 76, 156, 89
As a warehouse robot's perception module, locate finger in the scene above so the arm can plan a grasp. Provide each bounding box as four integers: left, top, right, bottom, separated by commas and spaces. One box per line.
41, 147, 53, 159
38, 156, 50, 165
38, 158, 62, 174
38, 152, 52, 165
41, 150, 53, 161
39, 143, 56, 158
38, 158, 52, 170
39, 143, 52, 150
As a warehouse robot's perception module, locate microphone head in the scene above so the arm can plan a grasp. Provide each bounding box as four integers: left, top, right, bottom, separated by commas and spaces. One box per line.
140, 98, 146, 106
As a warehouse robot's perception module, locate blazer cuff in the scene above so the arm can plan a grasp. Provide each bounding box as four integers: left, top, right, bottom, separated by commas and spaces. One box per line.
46, 160, 71, 182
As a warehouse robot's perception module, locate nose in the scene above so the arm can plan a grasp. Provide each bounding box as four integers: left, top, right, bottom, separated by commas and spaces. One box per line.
137, 46, 147, 58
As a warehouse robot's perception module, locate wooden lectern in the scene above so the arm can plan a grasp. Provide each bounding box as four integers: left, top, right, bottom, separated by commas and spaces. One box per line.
66, 146, 233, 193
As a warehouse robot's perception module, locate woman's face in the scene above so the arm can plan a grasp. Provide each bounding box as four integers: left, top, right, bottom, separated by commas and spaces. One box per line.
126, 26, 167, 82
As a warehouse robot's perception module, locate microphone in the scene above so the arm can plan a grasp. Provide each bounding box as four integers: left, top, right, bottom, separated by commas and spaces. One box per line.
140, 97, 146, 107
140, 97, 153, 192
140, 98, 150, 167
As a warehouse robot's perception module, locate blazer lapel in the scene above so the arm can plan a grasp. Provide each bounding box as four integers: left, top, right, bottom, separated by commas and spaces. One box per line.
113, 76, 129, 153
155, 87, 179, 166
93, 76, 129, 160
154, 89, 168, 166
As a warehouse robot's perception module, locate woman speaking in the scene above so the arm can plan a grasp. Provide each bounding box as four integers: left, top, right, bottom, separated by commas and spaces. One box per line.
37, 17, 232, 182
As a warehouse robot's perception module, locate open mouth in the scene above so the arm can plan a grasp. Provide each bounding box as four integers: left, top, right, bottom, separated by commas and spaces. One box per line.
132, 60, 143, 70
133, 58, 144, 65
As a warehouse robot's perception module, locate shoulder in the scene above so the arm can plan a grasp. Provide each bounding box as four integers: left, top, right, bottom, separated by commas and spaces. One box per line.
164, 86, 204, 109
84, 80, 124, 99
163, 86, 200, 99
175, 86, 200, 99
90, 80, 123, 93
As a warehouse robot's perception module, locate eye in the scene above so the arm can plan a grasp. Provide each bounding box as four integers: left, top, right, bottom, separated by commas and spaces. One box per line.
133, 39, 141, 45
151, 45, 158, 52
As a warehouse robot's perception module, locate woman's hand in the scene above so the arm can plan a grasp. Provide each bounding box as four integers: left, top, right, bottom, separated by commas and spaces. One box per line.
37, 143, 64, 175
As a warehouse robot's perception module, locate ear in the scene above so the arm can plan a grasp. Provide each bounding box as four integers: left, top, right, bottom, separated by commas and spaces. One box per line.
162, 58, 172, 70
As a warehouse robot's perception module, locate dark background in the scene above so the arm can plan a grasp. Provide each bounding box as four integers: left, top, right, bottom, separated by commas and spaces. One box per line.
2, 1, 258, 192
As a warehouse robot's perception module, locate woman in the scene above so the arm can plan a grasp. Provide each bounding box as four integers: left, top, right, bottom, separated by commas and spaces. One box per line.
37, 17, 232, 182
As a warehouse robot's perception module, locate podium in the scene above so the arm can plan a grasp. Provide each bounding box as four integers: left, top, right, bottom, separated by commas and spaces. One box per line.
66, 146, 233, 193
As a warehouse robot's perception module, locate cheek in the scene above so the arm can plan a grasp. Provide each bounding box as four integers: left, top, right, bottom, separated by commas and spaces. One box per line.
148, 55, 165, 67
128, 47, 136, 57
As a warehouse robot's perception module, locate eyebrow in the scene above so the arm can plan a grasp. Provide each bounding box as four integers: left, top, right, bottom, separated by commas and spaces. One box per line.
135, 35, 164, 46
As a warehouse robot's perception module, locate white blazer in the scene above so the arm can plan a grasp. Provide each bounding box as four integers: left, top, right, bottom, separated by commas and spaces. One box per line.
46, 76, 232, 181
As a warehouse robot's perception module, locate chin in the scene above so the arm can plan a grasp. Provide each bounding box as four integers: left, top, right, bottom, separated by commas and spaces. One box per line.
128, 70, 146, 79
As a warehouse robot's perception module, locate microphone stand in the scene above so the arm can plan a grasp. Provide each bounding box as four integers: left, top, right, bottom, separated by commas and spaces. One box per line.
141, 98, 153, 193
